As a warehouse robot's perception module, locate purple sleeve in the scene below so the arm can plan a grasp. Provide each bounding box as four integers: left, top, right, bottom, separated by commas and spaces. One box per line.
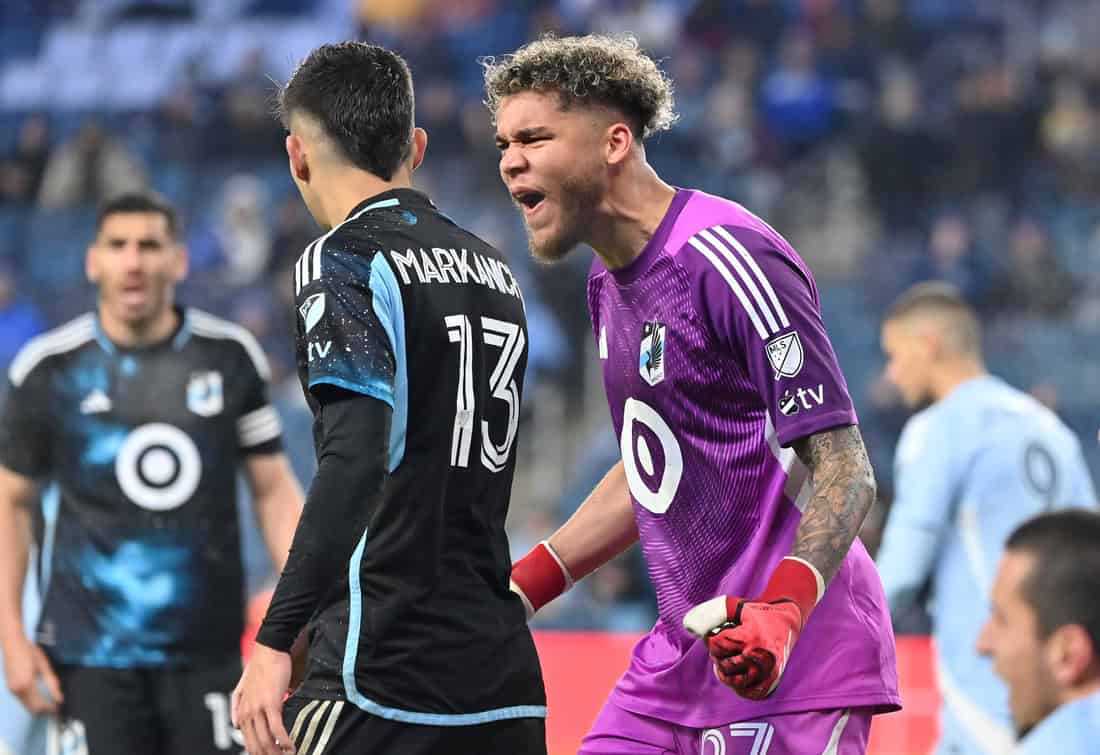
686, 225, 857, 447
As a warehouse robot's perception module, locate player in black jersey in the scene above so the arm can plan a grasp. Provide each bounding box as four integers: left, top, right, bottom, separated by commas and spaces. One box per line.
0, 192, 305, 755
231, 43, 546, 755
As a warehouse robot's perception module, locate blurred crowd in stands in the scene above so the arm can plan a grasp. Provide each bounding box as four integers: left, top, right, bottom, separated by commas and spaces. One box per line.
2, 0, 1100, 632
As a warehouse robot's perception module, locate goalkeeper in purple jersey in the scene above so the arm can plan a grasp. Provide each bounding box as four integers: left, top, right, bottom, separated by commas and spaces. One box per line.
484, 36, 900, 754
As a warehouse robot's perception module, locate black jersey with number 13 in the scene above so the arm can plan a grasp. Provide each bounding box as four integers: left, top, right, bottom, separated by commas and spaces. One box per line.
290, 188, 545, 721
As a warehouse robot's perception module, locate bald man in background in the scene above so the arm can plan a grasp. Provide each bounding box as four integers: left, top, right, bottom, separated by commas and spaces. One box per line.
875, 282, 1097, 755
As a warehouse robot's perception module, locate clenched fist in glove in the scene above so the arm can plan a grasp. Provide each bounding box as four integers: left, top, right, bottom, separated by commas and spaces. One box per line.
683, 557, 825, 700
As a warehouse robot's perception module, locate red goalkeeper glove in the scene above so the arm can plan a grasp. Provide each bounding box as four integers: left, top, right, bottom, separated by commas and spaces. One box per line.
682, 557, 825, 700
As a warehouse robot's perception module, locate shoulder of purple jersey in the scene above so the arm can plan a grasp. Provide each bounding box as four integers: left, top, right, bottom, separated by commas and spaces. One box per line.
666, 191, 812, 282
670, 222, 818, 312
664, 197, 823, 344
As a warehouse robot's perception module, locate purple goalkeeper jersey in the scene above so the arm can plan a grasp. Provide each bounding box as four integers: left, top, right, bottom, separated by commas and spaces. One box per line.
588, 189, 900, 726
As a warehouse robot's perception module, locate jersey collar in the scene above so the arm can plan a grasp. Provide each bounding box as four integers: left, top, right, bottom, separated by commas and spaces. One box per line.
1019, 688, 1100, 752
93, 306, 191, 354
344, 188, 434, 221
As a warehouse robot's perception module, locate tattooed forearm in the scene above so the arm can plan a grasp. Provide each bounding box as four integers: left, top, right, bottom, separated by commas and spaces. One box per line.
789, 425, 876, 585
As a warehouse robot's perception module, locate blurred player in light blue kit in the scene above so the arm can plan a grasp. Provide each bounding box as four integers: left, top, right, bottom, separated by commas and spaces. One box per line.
876, 282, 1097, 755
0, 566, 44, 755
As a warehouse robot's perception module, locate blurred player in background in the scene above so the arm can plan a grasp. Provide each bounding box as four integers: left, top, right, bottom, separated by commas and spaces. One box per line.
876, 282, 1096, 755
231, 43, 546, 755
977, 509, 1100, 754
486, 35, 899, 754
0, 569, 44, 755
0, 191, 304, 755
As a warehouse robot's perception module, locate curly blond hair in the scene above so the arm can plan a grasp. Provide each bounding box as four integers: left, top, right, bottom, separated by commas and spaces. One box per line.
482, 34, 677, 139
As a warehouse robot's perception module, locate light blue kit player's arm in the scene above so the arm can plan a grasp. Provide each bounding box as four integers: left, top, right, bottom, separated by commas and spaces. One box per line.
1066, 438, 1099, 508
876, 410, 963, 620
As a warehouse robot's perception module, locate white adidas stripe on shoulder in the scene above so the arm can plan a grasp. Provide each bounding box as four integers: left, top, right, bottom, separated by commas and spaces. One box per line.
187, 310, 272, 381
295, 239, 321, 296
9, 314, 96, 387
697, 227, 781, 334
687, 234, 769, 340
293, 198, 403, 295
712, 225, 789, 329
687, 225, 789, 340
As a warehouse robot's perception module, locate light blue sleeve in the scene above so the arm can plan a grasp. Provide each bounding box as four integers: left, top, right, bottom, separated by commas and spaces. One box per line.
876, 409, 963, 618
297, 258, 396, 407
1066, 440, 1098, 509
0, 559, 45, 755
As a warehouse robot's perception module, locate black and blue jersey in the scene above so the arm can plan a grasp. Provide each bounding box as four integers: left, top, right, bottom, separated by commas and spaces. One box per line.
287, 188, 545, 723
0, 309, 282, 667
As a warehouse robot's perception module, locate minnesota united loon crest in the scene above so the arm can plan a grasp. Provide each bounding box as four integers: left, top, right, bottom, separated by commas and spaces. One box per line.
639, 320, 667, 387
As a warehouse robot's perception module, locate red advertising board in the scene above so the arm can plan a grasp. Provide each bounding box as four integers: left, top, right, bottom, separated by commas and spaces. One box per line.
244, 601, 940, 754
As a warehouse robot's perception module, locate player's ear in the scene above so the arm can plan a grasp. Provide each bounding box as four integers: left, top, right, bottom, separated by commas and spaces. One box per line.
85, 242, 100, 284
918, 327, 941, 361
410, 127, 428, 172
605, 122, 635, 166
172, 241, 189, 283
1048, 623, 1097, 687
287, 134, 310, 184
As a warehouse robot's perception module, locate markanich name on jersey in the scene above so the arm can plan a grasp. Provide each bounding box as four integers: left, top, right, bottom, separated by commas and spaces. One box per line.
388, 247, 524, 304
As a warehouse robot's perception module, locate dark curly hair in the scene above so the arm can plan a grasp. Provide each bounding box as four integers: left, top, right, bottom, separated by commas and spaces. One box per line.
482, 34, 677, 139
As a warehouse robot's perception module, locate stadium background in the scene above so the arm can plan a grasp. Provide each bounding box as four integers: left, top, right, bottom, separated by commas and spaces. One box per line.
2, 1, 1099, 753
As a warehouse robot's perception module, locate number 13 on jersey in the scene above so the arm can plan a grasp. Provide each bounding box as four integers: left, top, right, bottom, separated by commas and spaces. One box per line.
445, 315, 525, 473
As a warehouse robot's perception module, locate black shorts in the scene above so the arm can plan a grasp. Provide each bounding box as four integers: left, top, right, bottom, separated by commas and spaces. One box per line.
51, 660, 243, 755
283, 694, 547, 755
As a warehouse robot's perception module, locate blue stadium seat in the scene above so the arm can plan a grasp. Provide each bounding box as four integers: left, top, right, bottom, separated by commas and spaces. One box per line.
245, 0, 312, 15
0, 22, 45, 67
0, 207, 29, 266
24, 206, 96, 291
